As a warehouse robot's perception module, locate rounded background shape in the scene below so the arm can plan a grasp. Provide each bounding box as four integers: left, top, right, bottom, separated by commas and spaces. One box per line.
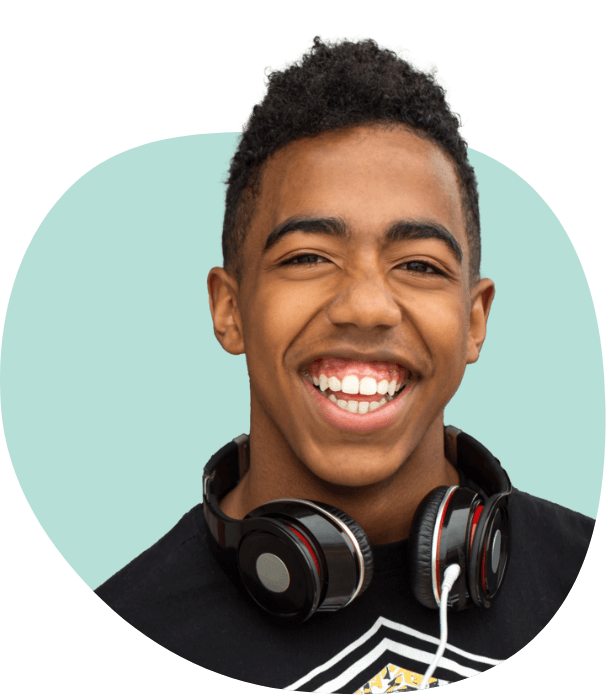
1, 134, 603, 589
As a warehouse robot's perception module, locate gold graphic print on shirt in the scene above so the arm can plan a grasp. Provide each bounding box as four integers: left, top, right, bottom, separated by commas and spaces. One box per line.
354, 663, 448, 692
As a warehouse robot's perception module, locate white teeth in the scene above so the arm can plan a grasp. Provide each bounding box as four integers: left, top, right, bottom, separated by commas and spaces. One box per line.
328, 376, 342, 392
317, 372, 409, 414
359, 376, 378, 395
325, 394, 390, 414
342, 374, 360, 394
316, 372, 408, 400
377, 379, 389, 395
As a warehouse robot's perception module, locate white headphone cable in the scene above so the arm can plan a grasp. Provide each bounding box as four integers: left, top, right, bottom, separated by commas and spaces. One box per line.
418, 564, 461, 690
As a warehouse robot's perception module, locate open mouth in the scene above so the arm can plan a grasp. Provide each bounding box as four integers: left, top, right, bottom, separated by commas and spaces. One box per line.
305, 373, 410, 415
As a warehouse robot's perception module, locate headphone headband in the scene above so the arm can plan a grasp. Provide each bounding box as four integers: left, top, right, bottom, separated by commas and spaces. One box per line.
205, 428, 511, 498
444, 425, 511, 499
202, 437, 248, 554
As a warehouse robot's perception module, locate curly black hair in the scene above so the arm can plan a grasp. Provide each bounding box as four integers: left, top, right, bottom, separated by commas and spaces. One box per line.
222, 37, 480, 281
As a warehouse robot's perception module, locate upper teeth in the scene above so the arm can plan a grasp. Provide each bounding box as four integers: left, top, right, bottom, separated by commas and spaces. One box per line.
316, 374, 401, 396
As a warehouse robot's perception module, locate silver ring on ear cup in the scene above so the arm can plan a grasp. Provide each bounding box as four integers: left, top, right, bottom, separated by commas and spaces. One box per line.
430, 486, 458, 607
431, 486, 482, 611
271, 499, 368, 606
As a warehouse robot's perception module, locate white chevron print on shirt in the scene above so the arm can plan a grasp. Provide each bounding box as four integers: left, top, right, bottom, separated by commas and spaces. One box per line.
284, 616, 501, 693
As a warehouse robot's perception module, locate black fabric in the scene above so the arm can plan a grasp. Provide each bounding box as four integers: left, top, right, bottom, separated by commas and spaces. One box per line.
96, 481, 594, 693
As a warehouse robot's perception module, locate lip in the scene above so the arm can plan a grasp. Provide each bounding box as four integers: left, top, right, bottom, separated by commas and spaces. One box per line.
302, 373, 414, 433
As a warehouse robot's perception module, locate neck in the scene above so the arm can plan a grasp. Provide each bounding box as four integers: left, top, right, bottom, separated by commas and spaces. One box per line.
220, 415, 460, 545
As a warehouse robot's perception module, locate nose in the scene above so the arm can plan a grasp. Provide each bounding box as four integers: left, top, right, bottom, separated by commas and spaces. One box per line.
326, 275, 401, 330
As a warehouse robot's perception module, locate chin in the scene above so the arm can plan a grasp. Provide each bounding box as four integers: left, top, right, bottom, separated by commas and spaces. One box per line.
302, 449, 405, 489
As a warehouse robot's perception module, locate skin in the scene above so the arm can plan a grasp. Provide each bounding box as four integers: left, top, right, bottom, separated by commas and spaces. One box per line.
208, 124, 494, 544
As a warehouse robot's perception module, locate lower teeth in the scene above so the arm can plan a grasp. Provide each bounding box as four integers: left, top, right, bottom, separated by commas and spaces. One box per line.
309, 378, 407, 414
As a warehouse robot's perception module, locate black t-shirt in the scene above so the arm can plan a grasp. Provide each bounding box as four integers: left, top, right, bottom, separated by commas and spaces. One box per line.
96, 479, 594, 693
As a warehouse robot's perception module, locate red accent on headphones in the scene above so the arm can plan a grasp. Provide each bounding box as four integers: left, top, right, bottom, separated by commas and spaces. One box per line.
287, 525, 321, 577
469, 504, 484, 554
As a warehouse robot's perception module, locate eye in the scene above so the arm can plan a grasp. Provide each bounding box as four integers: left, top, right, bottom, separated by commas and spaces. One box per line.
397, 260, 443, 275
281, 253, 329, 266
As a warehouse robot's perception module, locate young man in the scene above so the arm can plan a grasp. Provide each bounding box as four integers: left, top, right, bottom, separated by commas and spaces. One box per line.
96, 39, 594, 692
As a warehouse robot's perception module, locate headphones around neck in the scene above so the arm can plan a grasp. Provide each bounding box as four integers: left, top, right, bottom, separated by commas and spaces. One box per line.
203, 426, 512, 624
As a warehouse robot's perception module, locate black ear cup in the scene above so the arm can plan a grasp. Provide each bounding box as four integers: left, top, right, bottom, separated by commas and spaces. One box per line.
238, 514, 325, 624
408, 486, 451, 609
310, 501, 374, 597
239, 499, 373, 622
467, 495, 510, 608
409, 486, 482, 610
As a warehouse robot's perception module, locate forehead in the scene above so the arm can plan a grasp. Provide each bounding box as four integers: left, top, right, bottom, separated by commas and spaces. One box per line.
246, 124, 468, 261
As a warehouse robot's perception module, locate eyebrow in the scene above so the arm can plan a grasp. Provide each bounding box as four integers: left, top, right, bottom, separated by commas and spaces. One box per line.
264, 215, 463, 264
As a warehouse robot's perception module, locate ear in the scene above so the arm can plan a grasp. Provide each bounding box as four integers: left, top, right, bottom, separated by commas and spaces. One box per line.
466, 278, 495, 365
207, 267, 245, 355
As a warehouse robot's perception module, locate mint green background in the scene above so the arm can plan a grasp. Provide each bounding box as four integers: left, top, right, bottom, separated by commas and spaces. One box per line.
1, 134, 603, 590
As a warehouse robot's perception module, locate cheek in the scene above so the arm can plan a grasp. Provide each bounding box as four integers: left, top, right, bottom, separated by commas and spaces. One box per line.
241, 283, 322, 363
414, 296, 469, 367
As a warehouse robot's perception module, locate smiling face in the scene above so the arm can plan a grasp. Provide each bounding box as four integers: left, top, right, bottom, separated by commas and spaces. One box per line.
209, 125, 493, 490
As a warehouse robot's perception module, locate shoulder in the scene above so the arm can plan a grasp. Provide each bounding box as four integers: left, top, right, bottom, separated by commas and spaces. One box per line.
507, 488, 594, 592
510, 488, 594, 545
95, 505, 209, 610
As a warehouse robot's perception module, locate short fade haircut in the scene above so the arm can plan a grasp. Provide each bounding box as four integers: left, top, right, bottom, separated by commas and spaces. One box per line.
222, 37, 481, 281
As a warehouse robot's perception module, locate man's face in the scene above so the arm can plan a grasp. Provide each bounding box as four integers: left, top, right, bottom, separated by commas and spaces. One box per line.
215, 125, 490, 487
